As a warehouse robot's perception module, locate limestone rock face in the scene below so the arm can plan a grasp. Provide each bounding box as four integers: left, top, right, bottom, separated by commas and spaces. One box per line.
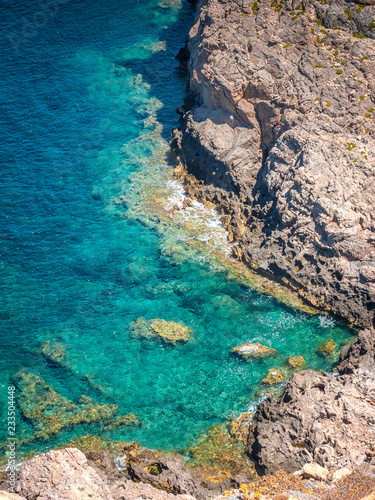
231, 342, 278, 360
171, 0, 375, 328
250, 329, 375, 474
0, 493, 26, 500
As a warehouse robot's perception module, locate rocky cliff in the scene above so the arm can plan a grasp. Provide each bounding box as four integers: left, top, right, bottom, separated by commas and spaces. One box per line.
171, 0, 375, 328
250, 328, 375, 474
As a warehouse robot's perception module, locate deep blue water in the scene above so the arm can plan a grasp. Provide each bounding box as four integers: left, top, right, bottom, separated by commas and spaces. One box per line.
0, 0, 354, 454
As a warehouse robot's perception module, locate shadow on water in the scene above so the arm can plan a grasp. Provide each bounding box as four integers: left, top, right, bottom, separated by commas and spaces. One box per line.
117, 0, 195, 143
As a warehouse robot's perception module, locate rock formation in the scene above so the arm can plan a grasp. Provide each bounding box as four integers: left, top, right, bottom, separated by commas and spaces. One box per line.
13, 448, 196, 500
231, 342, 278, 360
130, 317, 192, 344
171, 0, 375, 328
250, 328, 375, 474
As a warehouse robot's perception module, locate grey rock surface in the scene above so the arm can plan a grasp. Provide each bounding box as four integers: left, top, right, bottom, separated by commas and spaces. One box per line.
250, 329, 375, 473
14, 448, 197, 500
16, 448, 113, 500
171, 0, 375, 327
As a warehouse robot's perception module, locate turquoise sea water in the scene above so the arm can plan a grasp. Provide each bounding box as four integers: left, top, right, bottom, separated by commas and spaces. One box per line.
0, 0, 354, 455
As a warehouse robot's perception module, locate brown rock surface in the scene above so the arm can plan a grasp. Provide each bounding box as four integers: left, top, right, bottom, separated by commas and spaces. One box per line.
16, 448, 113, 500
13, 447, 198, 500
171, 0, 375, 328
250, 329, 375, 474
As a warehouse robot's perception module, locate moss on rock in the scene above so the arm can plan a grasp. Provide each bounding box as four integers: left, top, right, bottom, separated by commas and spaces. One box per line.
316, 339, 338, 358
286, 355, 307, 370
184, 424, 256, 483
12, 370, 139, 441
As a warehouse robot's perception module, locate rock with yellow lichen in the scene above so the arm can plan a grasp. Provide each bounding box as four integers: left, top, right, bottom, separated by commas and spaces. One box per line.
130, 317, 192, 344
286, 356, 306, 370
231, 342, 278, 361
262, 368, 285, 386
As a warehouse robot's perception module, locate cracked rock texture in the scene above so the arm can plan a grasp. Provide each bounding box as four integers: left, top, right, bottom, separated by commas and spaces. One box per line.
14, 448, 197, 500
171, 0, 375, 327
250, 328, 375, 473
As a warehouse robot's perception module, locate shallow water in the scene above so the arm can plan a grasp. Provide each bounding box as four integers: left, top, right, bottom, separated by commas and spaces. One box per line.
0, 0, 354, 454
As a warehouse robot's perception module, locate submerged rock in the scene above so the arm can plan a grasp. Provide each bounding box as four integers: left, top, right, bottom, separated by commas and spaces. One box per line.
231, 342, 278, 361
250, 329, 375, 474
12, 370, 139, 441
286, 355, 307, 370
130, 317, 192, 344
41, 340, 67, 365
230, 413, 254, 446
184, 424, 256, 483
316, 339, 338, 358
262, 368, 285, 386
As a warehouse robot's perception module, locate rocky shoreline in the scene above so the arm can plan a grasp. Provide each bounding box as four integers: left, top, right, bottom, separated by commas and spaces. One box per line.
2, 0, 375, 498
170, 0, 375, 328
2, 328, 374, 499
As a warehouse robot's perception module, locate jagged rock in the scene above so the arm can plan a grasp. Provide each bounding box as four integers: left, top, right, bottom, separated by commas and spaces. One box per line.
130, 317, 192, 344
124, 444, 246, 499
338, 328, 374, 373
250, 329, 375, 474
111, 478, 196, 500
171, 0, 375, 329
315, 339, 338, 358
262, 368, 285, 386
16, 448, 113, 500
14, 448, 196, 500
231, 342, 278, 360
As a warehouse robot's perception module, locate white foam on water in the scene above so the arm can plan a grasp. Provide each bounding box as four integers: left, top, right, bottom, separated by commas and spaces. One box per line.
165, 179, 232, 258
319, 315, 337, 328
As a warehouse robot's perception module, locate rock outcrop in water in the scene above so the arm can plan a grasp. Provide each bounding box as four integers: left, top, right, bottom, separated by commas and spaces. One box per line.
130, 317, 192, 344
171, 0, 375, 328
250, 328, 375, 474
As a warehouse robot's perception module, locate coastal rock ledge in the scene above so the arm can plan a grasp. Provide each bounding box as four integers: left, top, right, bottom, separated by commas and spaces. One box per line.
171, 0, 375, 327
250, 328, 375, 474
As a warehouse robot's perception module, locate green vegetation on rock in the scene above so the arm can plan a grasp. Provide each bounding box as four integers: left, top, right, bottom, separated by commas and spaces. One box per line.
12, 370, 139, 441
